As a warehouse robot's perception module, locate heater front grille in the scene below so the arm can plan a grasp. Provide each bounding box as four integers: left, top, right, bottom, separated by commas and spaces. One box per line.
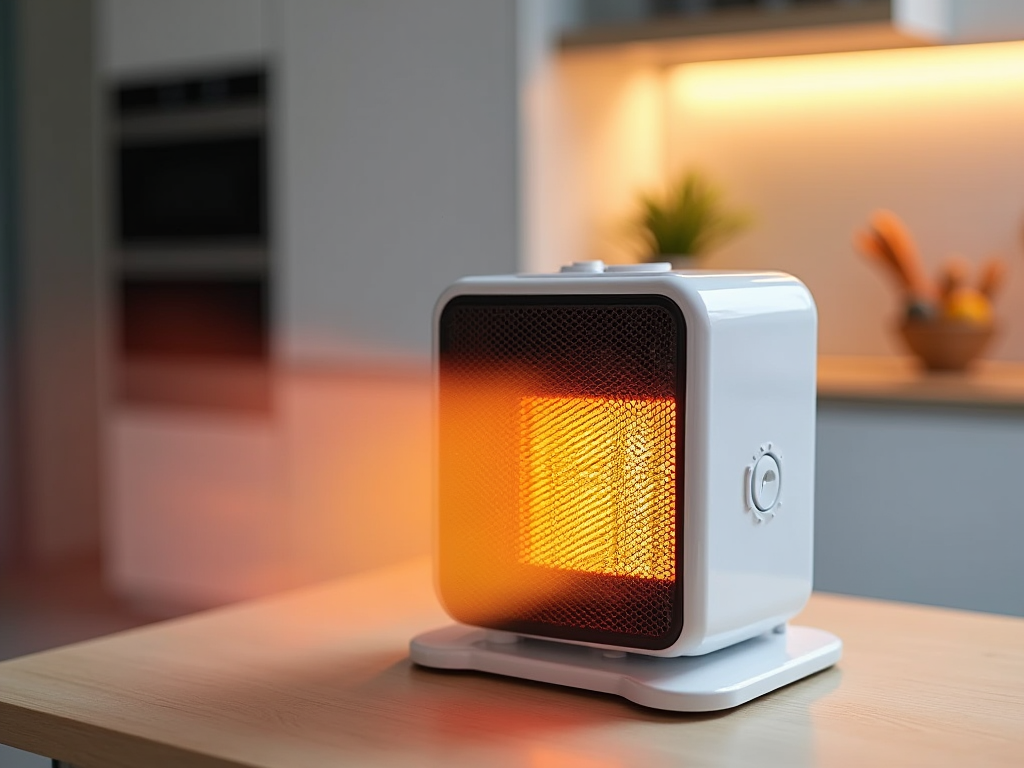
438, 296, 684, 649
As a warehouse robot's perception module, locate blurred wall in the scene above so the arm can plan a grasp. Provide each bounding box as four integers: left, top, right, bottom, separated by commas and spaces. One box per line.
521, 46, 665, 274
17, 0, 103, 564
525, 40, 1024, 363
667, 43, 1024, 361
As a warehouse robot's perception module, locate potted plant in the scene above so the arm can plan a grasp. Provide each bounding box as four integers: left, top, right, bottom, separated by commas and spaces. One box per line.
634, 170, 752, 267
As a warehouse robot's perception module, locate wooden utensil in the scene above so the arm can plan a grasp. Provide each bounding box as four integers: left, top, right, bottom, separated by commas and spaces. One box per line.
870, 210, 937, 303
853, 228, 914, 297
978, 257, 1008, 300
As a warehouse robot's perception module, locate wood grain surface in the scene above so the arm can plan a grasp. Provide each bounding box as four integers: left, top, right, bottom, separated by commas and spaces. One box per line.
1, 558, 1022, 768
818, 355, 1024, 409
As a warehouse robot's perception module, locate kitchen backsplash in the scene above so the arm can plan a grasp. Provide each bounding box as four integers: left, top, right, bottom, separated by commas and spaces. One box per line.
665, 41, 1024, 360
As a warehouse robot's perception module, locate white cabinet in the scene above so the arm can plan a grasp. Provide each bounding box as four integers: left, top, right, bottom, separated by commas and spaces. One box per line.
815, 401, 1024, 617
897, 0, 1024, 44
281, 370, 433, 588
108, 407, 288, 608
564, 1, 1024, 54
274, 0, 519, 362
105, 0, 516, 608
0, 745, 49, 768
107, 369, 434, 610
99, 0, 269, 77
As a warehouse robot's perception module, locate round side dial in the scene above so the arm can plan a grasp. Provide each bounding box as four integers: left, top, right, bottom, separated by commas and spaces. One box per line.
751, 454, 781, 512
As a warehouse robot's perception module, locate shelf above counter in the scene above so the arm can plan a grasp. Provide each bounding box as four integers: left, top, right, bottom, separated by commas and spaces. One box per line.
818, 355, 1024, 410
560, 0, 928, 64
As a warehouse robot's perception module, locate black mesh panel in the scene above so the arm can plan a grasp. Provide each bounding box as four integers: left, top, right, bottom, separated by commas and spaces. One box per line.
437, 295, 685, 650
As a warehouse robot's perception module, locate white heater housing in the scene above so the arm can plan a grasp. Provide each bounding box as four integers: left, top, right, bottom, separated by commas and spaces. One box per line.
412, 264, 838, 710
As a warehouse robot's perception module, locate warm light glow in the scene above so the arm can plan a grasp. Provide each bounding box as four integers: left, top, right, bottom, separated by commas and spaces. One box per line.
518, 396, 675, 581
661, 39, 1024, 361
668, 39, 1024, 108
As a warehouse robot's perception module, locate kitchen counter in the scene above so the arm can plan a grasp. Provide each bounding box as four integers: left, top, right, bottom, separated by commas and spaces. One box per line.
814, 355, 1024, 618
817, 355, 1024, 409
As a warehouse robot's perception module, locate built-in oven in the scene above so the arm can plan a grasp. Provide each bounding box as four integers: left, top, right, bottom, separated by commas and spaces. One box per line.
112, 69, 271, 413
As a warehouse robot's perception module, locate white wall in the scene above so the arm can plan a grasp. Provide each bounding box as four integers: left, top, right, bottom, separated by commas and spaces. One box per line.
276, 0, 520, 364
521, 43, 666, 273
665, 41, 1024, 361
527, 35, 1024, 361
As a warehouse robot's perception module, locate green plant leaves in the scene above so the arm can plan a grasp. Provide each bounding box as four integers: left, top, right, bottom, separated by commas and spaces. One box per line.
636, 171, 752, 258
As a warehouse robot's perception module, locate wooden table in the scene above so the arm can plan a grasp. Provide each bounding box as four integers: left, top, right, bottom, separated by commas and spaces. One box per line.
1, 558, 1022, 768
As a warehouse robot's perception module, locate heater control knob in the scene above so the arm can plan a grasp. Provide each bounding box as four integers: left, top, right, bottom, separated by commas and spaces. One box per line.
560, 260, 605, 273
751, 454, 781, 512
604, 263, 673, 273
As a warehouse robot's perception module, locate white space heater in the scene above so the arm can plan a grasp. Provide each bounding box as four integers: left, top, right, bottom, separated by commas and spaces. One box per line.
410, 262, 841, 711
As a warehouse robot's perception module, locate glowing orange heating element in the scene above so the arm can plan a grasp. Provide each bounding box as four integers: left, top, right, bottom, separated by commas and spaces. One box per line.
518, 396, 676, 581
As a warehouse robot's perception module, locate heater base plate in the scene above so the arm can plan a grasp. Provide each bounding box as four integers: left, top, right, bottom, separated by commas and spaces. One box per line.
410, 623, 841, 712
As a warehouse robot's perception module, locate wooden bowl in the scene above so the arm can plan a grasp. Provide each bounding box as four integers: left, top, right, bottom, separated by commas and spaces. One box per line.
899, 319, 996, 372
